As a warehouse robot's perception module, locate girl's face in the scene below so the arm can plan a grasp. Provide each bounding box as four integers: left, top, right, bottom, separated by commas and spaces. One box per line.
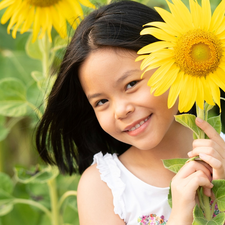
79, 48, 178, 151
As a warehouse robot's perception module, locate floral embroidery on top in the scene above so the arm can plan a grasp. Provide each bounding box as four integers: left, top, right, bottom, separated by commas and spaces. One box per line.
137, 214, 167, 225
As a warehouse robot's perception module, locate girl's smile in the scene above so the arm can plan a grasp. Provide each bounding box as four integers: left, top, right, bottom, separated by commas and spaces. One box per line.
79, 47, 179, 151
123, 114, 152, 136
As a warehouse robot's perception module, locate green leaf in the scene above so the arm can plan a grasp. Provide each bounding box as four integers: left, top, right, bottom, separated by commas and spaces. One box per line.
0, 78, 28, 117
25, 34, 43, 60
14, 165, 59, 184
53, 35, 69, 53
0, 173, 13, 194
0, 189, 14, 216
193, 204, 225, 225
175, 114, 201, 139
207, 115, 221, 135
162, 158, 188, 173
212, 180, 225, 211
0, 116, 10, 141
0, 203, 13, 216
168, 185, 172, 208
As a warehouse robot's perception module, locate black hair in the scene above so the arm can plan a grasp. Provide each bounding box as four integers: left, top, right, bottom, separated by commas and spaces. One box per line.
35, 0, 163, 174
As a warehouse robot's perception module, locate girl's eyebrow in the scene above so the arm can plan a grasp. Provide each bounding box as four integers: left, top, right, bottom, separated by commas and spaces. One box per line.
115, 69, 140, 86
87, 93, 103, 101
87, 69, 140, 101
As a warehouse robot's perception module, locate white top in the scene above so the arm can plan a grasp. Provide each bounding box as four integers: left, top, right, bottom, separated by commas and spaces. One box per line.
93, 152, 171, 225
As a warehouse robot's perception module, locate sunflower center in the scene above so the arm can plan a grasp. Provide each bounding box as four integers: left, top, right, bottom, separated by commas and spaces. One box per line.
175, 29, 222, 77
26, 0, 60, 7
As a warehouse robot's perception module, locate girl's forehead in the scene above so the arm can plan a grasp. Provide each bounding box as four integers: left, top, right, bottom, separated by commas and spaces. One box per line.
78, 48, 140, 94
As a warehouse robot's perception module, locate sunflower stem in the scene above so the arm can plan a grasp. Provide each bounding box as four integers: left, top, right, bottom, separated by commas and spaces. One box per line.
47, 178, 60, 225
196, 104, 211, 221
41, 33, 51, 110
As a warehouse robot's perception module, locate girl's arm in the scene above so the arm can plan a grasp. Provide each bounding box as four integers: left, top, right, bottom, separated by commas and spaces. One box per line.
77, 164, 126, 225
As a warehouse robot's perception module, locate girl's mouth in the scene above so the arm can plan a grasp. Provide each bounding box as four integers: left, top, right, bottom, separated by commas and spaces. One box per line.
124, 114, 152, 133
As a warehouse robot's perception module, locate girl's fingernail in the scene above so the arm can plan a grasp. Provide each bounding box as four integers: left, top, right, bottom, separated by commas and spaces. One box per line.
196, 117, 204, 123
199, 153, 207, 160
187, 151, 192, 157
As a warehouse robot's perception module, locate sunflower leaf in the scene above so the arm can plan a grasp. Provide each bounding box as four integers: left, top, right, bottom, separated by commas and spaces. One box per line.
0, 78, 28, 117
207, 115, 221, 136
212, 180, 225, 212
193, 204, 225, 225
162, 158, 188, 173
175, 114, 201, 139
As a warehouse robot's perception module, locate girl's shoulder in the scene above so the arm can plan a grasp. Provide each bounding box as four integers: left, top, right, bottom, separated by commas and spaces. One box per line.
77, 152, 125, 225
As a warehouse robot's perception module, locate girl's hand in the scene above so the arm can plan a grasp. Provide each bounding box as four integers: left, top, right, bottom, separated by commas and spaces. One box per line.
168, 161, 213, 225
188, 118, 225, 180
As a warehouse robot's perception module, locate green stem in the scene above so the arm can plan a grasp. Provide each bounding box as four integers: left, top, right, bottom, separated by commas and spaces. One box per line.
13, 198, 51, 219
197, 188, 205, 211
47, 178, 60, 225
27, 102, 43, 119
58, 191, 77, 210
0, 141, 3, 172
42, 34, 50, 79
40, 33, 51, 110
211, 200, 217, 218
196, 104, 211, 220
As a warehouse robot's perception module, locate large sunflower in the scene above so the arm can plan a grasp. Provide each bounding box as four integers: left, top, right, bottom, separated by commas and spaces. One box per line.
137, 0, 225, 112
0, 0, 94, 42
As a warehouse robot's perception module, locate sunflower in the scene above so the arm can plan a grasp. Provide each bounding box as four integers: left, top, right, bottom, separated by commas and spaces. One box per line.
137, 0, 225, 112
0, 0, 95, 42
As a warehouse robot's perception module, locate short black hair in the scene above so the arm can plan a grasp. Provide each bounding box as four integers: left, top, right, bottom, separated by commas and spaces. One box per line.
35, 0, 163, 174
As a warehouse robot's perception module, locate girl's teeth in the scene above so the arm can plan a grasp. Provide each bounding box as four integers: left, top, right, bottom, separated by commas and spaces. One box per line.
128, 116, 150, 132
135, 124, 140, 129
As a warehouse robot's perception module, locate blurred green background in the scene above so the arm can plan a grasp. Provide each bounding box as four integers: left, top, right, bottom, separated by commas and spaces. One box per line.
0, 0, 224, 224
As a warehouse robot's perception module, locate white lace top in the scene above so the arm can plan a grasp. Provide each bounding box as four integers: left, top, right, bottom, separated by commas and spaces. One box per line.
92, 152, 171, 225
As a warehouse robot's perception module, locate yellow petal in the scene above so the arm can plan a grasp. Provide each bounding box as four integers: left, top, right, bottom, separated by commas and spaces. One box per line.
154, 65, 179, 96
1, 5, 14, 24
140, 49, 173, 70
200, 76, 215, 106
32, 7, 41, 42
189, 0, 202, 29
207, 76, 221, 109
210, 0, 225, 33
78, 0, 95, 9
155, 6, 182, 31
20, 6, 35, 34
168, 70, 184, 108
49, 6, 67, 39
210, 67, 225, 92
178, 74, 196, 112
169, 0, 192, 30
148, 60, 174, 88
0, 0, 14, 10
195, 77, 204, 110
138, 41, 174, 55
201, 0, 211, 31
141, 27, 177, 42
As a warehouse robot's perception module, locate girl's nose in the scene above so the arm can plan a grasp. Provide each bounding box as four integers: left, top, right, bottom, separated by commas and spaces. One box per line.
114, 100, 134, 120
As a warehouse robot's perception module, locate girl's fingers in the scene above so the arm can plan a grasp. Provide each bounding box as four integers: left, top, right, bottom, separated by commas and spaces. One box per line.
192, 139, 225, 158
175, 161, 212, 181
195, 118, 225, 148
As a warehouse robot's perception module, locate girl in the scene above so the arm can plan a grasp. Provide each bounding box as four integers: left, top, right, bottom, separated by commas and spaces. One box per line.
36, 1, 225, 224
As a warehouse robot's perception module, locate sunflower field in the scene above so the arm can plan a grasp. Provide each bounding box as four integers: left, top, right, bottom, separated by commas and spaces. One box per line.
0, 0, 224, 225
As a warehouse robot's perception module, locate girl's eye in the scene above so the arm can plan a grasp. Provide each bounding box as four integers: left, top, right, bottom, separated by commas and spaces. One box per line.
126, 81, 138, 90
96, 99, 108, 106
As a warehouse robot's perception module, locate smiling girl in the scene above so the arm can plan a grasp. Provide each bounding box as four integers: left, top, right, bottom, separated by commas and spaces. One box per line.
36, 1, 225, 225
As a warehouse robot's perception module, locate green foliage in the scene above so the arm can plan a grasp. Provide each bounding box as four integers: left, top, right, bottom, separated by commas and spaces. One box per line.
162, 158, 188, 173
0, 165, 80, 225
